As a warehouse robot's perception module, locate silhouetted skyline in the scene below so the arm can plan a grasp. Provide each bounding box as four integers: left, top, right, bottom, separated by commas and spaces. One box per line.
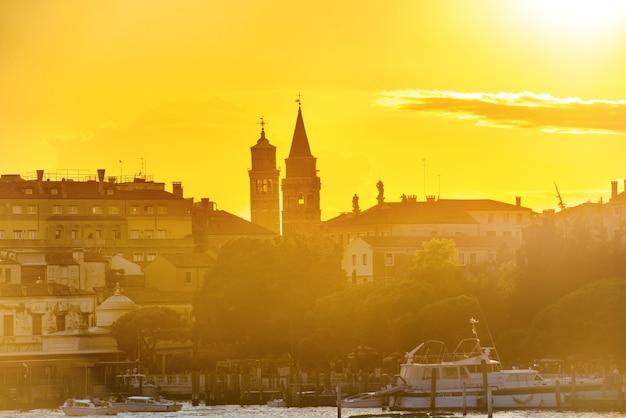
2, 0, 626, 220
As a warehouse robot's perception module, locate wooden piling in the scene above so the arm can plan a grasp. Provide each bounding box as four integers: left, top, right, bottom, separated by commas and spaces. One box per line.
430, 368, 437, 411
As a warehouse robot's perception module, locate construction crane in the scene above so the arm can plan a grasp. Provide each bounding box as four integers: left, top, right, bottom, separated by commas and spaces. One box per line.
554, 181, 566, 211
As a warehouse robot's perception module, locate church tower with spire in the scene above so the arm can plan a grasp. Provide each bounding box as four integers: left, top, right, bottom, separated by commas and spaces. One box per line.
281, 98, 321, 235
249, 118, 280, 234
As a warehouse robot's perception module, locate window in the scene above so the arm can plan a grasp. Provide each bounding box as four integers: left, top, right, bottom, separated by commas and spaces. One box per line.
469, 253, 477, 266
71, 230, 78, 239
130, 230, 140, 239
486, 231, 496, 237
3, 315, 13, 336
145, 206, 154, 214
53, 205, 62, 214
503, 231, 512, 237
12, 206, 22, 214
32, 314, 42, 336
4, 268, 10, 283
95, 230, 102, 239
297, 194, 305, 205
0, 230, 4, 239
56, 314, 66, 332
69, 205, 78, 214
112, 229, 121, 239
147, 252, 157, 262
28, 230, 36, 239
130, 206, 140, 214
157, 206, 167, 215
27, 205, 37, 214
157, 230, 167, 239
13, 230, 22, 239
143, 230, 153, 239
133, 253, 144, 262
24, 188, 33, 195
362, 254, 367, 265
352, 254, 357, 266
185, 271, 192, 285
51, 188, 58, 195
458, 253, 465, 265
517, 214, 523, 224
109, 205, 119, 214
55, 229, 62, 239
92, 206, 103, 214
503, 213, 510, 223
385, 253, 394, 266
487, 213, 494, 222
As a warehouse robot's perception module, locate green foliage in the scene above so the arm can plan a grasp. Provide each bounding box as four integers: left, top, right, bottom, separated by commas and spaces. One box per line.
523, 278, 626, 362
192, 233, 345, 361
110, 306, 188, 371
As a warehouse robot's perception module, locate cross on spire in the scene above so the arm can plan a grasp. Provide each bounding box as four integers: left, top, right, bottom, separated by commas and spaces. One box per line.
258, 116, 267, 132
295, 92, 303, 108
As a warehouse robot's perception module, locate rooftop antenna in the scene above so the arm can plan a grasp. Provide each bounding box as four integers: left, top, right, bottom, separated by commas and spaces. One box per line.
554, 181, 566, 211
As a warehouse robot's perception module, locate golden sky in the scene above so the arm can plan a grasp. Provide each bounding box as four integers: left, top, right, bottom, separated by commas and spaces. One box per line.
2, 0, 626, 220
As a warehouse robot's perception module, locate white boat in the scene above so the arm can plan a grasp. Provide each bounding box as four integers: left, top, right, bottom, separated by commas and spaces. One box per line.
381, 318, 615, 411
339, 392, 383, 408
114, 371, 160, 397
60, 398, 118, 416
266, 398, 288, 407
110, 395, 183, 412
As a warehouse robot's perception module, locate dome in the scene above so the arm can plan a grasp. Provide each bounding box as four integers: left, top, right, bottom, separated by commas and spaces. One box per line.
96, 282, 136, 327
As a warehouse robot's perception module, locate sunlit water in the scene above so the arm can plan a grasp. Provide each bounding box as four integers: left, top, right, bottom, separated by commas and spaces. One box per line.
1, 403, 626, 418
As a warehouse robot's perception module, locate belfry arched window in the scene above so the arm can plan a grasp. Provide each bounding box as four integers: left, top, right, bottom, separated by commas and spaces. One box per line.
297, 194, 305, 205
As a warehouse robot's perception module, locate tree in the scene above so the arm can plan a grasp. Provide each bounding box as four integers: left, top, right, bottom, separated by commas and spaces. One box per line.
192, 233, 345, 362
110, 307, 188, 371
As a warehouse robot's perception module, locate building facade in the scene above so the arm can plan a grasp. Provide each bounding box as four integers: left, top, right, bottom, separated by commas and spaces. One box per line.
0, 169, 194, 260
324, 193, 534, 283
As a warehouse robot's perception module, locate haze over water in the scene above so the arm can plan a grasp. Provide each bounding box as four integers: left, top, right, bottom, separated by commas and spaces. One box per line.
1, 404, 624, 418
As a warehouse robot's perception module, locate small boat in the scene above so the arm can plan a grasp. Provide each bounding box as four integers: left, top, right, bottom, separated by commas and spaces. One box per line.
114, 371, 160, 397
339, 392, 383, 408
60, 398, 118, 416
110, 395, 183, 412
266, 398, 288, 407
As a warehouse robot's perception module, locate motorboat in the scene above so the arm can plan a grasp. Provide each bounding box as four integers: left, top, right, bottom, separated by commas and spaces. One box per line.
114, 371, 160, 397
339, 392, 383, 408
60, 398, 118, 416
266, 398, 288, 407
381, 318, 615, 411
110, 395, 183, 412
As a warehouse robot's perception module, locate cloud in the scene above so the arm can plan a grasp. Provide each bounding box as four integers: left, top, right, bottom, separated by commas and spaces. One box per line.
375, 90, 626, 135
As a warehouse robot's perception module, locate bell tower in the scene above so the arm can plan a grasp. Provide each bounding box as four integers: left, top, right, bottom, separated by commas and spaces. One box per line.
249, 118, 280, 234
281, 97, 321, 235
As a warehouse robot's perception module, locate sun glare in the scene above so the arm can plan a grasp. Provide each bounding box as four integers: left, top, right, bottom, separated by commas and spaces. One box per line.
524, 0, 626, 35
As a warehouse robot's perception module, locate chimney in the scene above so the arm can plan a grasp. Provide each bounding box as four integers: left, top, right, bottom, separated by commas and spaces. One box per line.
97, 169, 105, 194
173, 182, 183, 198
611, 180, 618, 200
515, 196, 521, 207
37, 169, 44, 194
426, 195, 436, 203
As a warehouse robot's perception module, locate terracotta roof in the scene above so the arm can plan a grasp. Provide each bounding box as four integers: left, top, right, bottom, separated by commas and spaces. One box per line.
158, 252, 215, 268
325, 198, 530, 227
120, 287, 195, 303
0, 177, 182, 200
0, 282, 93, 297
205, 210, 276, 235
358, 235, 518, 249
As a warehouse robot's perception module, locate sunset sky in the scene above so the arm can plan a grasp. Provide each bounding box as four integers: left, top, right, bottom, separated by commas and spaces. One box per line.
2, 0, 626, 220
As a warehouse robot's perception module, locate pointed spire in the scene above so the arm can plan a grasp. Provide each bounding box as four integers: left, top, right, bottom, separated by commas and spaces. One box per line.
289, 95, 313, 157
